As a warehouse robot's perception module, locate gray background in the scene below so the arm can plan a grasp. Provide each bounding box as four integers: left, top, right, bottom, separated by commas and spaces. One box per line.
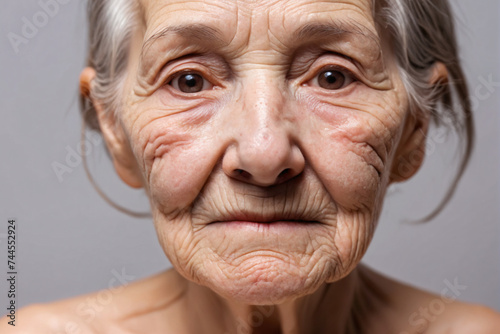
1, 0, 499, 314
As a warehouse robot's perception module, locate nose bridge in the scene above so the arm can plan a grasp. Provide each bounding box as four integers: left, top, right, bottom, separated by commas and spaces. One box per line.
237, 69, 290, 157
221, 69, 304, 187
243, 70, 286, 132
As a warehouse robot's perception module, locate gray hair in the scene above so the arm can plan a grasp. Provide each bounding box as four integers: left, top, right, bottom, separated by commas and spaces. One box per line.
81, 0, 473, 220
81, 0, 140, 130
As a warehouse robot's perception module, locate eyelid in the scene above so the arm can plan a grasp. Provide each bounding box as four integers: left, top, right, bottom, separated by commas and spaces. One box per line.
155, 54, 229, 91
292, 52, 359, 83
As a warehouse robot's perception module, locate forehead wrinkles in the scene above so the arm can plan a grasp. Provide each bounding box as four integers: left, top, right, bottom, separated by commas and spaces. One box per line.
141, 0, 239, 41
232, 0, 378, 52
138, 0, 377, 48
279, 1, 376, 37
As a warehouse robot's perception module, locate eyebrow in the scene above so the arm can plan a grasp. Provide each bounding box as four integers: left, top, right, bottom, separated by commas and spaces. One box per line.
143, 18, 380, 48
139, 19, 382, 71
141, 24, 226, 57
295, 21, 381, 50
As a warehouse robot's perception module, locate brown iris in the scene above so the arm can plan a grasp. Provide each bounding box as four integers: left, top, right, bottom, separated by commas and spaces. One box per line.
177, 73, 204, 93
317, 70, 345, 90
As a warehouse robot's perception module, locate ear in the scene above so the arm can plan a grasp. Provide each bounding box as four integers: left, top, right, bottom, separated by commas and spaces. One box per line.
80, 67, 144, 189
390, 62, 448, 183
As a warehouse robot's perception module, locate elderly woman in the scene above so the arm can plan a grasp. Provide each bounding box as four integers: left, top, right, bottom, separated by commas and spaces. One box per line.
4, 0, 500, 333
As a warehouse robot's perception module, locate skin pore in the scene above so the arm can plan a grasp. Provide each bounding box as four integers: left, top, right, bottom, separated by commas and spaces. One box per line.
3, 0, 499, 333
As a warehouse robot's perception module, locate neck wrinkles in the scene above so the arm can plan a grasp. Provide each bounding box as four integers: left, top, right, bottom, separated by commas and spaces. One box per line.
184, 268, 362, 334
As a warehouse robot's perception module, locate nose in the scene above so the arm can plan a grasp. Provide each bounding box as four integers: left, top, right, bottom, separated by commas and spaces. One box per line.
222, 76, 305, 187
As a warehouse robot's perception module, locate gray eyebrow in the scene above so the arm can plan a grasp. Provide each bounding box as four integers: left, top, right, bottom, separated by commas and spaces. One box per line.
295, 20, 381, 48
139, 19, 382, 70
142, 19, 379, 52
141, 24, 226, 57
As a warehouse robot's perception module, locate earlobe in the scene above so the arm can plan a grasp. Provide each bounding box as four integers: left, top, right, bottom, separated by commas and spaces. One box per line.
389, 122, 428, 183
80, 67, 95, 98
428, 62, 448, 87
79, 67, 144, 189
389, 62, 448, 183
111, 142, 144, 189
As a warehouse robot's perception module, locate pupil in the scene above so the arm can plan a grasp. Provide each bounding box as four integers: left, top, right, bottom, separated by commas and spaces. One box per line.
325, 72, 337, 84
178, 73, 204, 93
185, 74, 197, 87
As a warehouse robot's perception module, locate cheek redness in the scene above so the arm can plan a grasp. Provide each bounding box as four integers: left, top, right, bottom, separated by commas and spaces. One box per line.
138, 119, 193, 177
137, 125, 195, 209
145, 135, 219, 216
309, 129, 383, 213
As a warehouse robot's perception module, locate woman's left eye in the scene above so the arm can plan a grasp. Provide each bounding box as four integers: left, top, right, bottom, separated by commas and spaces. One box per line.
310, 68, 354, 90
169, 72, 213, 93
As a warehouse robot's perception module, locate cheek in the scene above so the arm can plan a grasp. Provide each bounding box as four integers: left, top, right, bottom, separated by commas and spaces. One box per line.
295, 89, 405, 251
152, 209, 202, 276
131, 109, 220, 217
298, 114, 393, 213
305, 131, 382, 266
313, 135, 382, 210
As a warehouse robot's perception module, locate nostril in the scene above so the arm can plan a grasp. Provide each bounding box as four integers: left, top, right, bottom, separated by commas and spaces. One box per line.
278, 168, 291, 179
234, 169, 252, 179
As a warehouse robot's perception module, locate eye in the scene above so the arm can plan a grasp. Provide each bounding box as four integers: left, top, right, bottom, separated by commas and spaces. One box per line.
311, 68, 354, 90
169, 72, 213, 93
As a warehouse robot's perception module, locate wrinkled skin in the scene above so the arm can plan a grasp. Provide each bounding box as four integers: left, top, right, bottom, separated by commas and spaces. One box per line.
3, 0, 499, 333
120, 0, 413, 305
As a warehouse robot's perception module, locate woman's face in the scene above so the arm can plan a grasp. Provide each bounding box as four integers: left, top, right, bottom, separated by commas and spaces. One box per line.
100, 0, 426, 304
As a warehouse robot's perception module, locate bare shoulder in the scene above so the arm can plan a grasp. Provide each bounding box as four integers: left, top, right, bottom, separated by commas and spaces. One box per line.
0, 301, 94, 333
0, 269, 185, 333
426, 303, 500, 334
357, 265, 500, 334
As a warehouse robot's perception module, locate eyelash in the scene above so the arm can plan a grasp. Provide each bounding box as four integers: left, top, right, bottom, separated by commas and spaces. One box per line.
162, 61, 358, 95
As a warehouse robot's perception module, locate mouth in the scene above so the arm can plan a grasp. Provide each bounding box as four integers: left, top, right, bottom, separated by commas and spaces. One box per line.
209, 210, 321, 223
200, 209, 331, 250
207, 211, 323, 231
209, 220, 319, 229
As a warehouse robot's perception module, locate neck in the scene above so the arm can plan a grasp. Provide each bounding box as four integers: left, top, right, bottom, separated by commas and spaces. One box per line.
184, 268, 362, 334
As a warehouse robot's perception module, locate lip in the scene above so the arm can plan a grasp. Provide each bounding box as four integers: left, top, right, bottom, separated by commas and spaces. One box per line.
208, 210, 320, 224
209, 220, 318, 224
207, 220, 322, 232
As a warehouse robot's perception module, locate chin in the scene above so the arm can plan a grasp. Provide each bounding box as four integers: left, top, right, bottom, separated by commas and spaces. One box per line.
194, 256, 340, 305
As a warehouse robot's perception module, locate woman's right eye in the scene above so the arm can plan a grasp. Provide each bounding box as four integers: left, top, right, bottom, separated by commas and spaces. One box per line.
169, 72, 213, 93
